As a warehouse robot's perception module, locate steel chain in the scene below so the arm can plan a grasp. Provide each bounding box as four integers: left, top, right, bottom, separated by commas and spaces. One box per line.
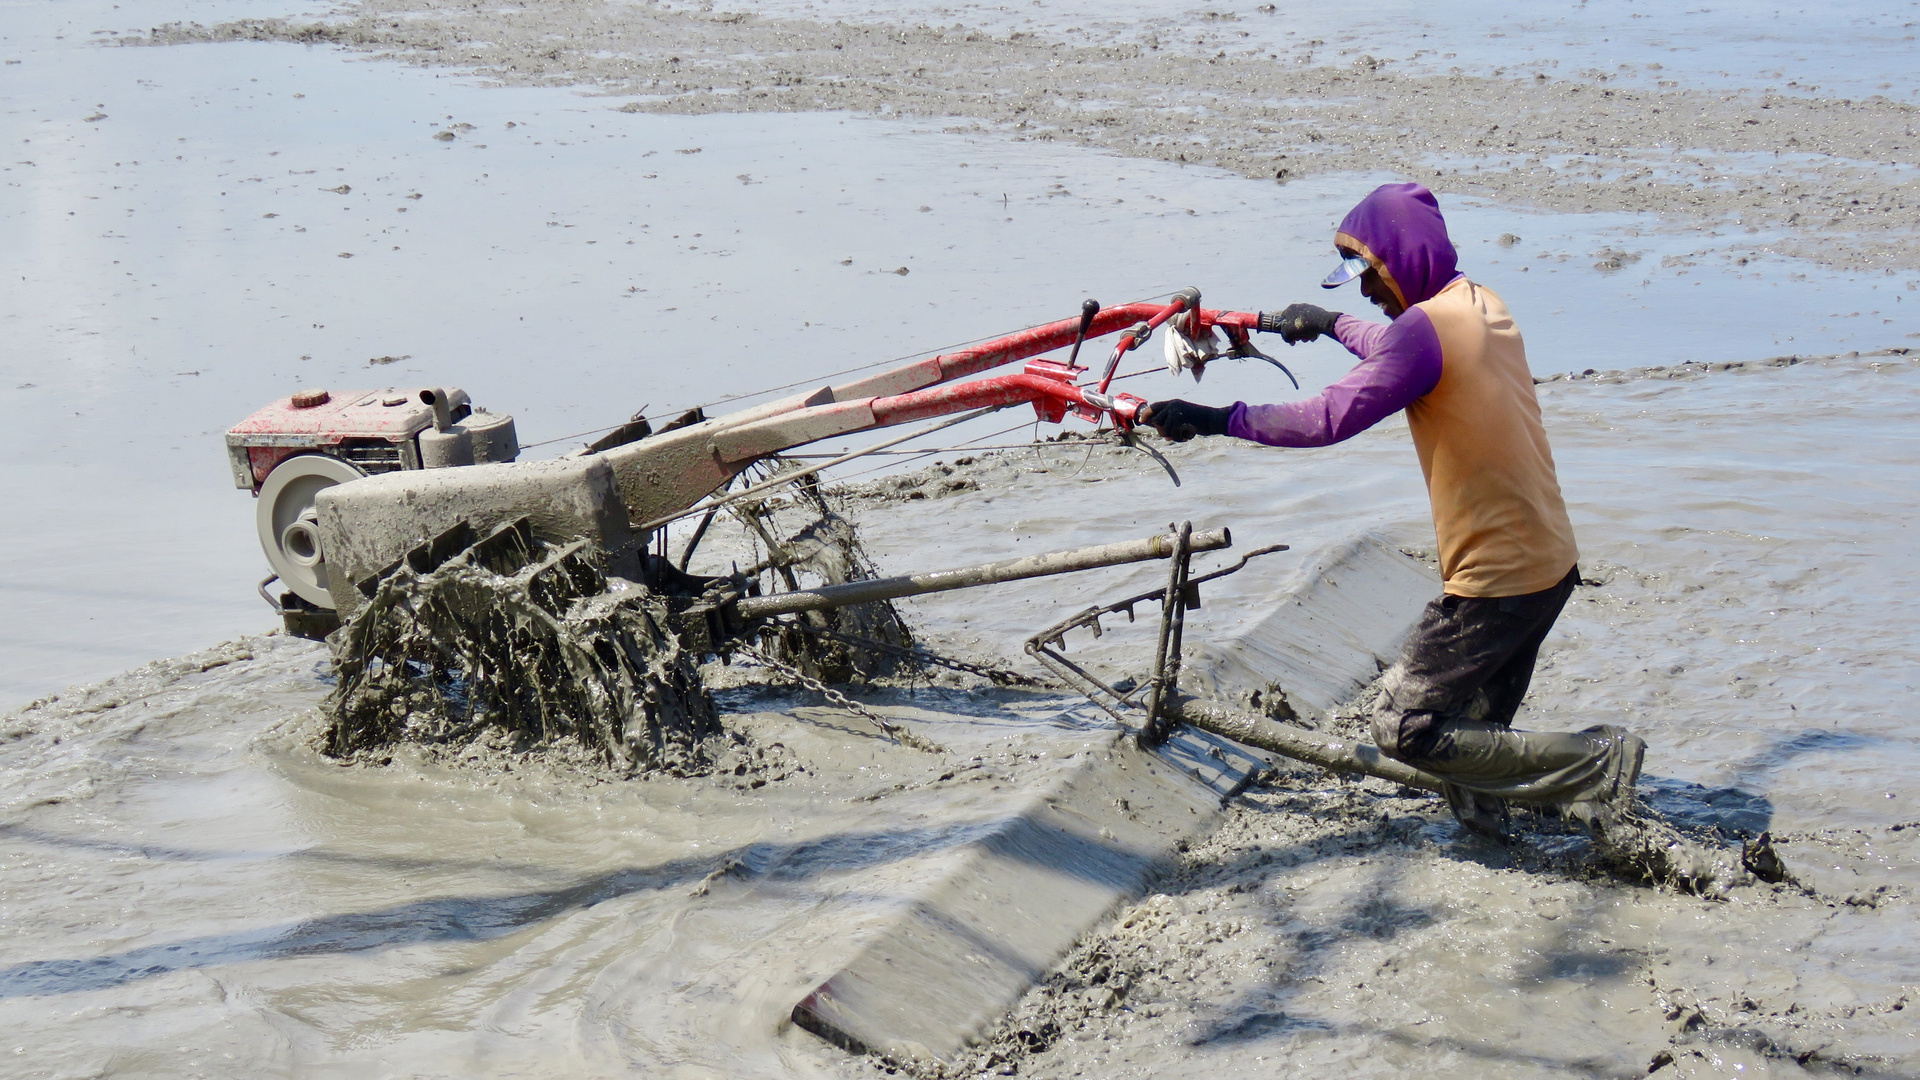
734, 640, 946, 754
777, 620, 1050, 688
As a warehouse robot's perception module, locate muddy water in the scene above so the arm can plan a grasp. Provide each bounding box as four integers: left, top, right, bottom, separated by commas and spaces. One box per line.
5, 0, 1915, 704
3, 0, 1918, 1075
0, 635, 1128, 1078
3, 354, 1915, 1078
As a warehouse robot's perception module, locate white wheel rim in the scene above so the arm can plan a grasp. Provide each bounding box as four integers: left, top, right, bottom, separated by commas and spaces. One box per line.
256, 454, 366, 609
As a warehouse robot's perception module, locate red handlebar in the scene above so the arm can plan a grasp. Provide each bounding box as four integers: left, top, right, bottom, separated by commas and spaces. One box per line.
708, 296, 1260, 462
871, 371, 1143, 429
875, 298, 1258, 431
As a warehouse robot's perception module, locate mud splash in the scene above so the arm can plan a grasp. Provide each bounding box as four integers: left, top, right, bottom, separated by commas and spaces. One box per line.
326, 524, 721, 773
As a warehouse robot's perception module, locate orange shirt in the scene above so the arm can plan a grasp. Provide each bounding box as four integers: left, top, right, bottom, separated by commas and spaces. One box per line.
1407, 278, 1579, 596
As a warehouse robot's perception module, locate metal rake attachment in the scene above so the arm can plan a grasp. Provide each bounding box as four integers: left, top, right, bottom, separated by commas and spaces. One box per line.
1024, 532, 1289, 744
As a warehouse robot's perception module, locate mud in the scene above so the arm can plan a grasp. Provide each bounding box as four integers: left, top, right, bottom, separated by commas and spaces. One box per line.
136, 0, 1920, 273
728, 478, 918, 684
823, 350, 1920, 1079
865, 693, 1905, 1080
4, 349, 1918, 1076
320, 465, 929, 776
1531, 345, 1917, 386
325, 528, 723, 773
5, 1, 1918, 1070
886, 774, 1912, 1080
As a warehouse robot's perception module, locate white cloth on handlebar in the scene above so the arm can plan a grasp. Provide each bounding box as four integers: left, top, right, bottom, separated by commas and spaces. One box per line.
1164, 322, 1226, 381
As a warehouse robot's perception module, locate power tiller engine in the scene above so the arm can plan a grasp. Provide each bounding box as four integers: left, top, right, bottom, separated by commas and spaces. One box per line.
226, 385, 519, 637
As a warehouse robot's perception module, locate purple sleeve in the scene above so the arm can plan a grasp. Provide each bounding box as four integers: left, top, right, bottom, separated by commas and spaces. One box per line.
1331, 312, 1388, 358
1225, 307, 1443, 447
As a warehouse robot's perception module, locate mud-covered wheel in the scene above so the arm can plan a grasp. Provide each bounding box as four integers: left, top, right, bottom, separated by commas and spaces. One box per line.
256, 454, 365, 609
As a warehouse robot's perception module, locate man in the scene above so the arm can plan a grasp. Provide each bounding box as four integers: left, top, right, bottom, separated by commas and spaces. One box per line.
1139, 182, 1643, 840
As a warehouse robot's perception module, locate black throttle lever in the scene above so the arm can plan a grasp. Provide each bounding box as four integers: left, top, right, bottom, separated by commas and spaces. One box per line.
1065, 297, 1099, 369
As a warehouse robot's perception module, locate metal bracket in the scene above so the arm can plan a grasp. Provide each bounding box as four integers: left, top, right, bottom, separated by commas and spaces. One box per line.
258, 574, 284, 613
1227, 330, 1299, 389
1139, 521, 1193, 747
1023, 539, 1289, 735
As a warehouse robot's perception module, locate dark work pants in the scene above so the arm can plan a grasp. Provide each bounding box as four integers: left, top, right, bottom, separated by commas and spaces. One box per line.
1373, 564, 1580, 765
1372, 564, 1644, 820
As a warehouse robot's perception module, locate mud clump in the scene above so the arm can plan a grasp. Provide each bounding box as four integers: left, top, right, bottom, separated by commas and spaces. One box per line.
320, 479, 915, 777
1591, 245, 1644, 272
757, 506, 915, 683
1585, 798, 1753, 898
324, 527, 722, 775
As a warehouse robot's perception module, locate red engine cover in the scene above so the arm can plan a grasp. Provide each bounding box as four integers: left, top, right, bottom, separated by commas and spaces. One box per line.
224, 387, 464, 491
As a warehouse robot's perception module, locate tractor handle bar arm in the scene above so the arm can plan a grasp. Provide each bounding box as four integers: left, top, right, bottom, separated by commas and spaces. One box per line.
596, 297, 1267, 526
704, 302, 1267, 463
709, 301, 1179, 434
711, 298, 1266, 436
708, 367, 1155, 464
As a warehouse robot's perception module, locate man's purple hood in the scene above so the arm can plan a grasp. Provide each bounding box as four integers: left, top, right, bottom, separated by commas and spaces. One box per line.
1332, 182, 1459, 309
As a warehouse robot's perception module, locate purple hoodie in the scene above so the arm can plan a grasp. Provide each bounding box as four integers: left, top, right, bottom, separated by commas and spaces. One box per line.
1227, 182, 1464, 447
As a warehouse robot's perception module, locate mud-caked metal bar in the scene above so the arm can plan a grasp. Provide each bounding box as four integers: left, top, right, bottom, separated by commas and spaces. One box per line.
1166, 693, 1447, 793
733, 528, 1231, 620
1139, 520, 1194, 747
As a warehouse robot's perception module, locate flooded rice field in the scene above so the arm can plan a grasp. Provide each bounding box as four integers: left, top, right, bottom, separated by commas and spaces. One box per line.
4, 354, 1914, 1078
2, 0, 1917, 1076
5, 0, 1917, 702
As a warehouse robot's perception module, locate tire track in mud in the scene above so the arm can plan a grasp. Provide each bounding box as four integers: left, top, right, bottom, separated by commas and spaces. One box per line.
131, 0, 1920, 274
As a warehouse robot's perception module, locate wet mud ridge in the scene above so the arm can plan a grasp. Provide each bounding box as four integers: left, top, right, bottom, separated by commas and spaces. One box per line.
869, 710, 1916, 1080
0, 638, 280, 818
1533, 345, 1915, 386
134, 0, 1920, 273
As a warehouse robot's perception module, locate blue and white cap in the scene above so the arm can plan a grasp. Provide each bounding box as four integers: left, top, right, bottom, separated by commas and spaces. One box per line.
1320, 253, 1371, 289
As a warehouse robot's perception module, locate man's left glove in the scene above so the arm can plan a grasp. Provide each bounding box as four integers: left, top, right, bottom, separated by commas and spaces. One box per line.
1140, 399, 1232, 442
